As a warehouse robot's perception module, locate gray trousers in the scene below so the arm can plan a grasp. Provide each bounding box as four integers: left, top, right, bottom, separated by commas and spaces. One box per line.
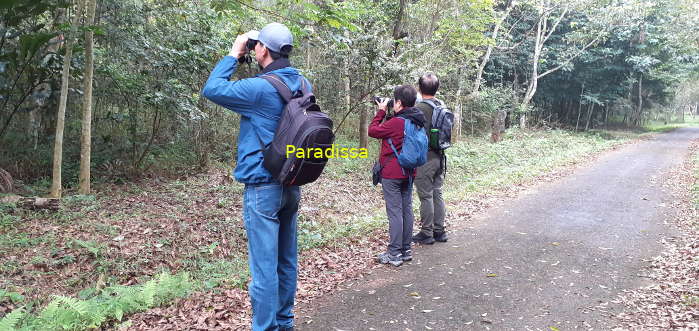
415, 155, 445, 237
381, 178, 414, 256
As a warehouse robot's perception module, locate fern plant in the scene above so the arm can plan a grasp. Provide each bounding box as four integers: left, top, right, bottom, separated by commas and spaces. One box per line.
16, 272, 193, 330
0, 307, 24, 331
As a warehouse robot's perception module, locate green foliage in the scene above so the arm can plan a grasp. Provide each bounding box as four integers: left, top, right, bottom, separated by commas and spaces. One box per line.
0, 307, 25, 331
0, 211, 20, 228
10, 272, 192, 330
71, 239, 105, 258
0, 289, 26, 304
0, 232, 47, 248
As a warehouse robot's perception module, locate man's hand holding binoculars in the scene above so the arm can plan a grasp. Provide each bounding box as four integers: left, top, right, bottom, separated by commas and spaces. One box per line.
229, 31, 259, 63
228, 34, 250, 58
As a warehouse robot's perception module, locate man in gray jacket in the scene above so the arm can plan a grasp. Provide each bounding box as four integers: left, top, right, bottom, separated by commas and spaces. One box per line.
412, 73, 448, 245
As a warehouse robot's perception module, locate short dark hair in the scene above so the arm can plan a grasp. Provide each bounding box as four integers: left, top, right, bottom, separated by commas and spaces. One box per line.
269, 45, 293, 60
393, 85, 417, 108
418, 73, 440, 95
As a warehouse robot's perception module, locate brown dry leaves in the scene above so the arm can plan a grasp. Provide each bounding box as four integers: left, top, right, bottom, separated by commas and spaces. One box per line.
126, 233, 388, 330
611, 141, 699, 330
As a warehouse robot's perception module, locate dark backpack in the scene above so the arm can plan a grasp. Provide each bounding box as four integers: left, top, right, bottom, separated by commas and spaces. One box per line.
422, 99, 454, 151
259, 74, 335, 186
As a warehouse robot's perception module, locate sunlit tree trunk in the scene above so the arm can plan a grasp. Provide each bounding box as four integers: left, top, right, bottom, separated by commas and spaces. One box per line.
50, 0, 85, 198
471, 0, 515, 97
454, 69, 463, 142
78, 0, 96, 194
636, 73, 642, 126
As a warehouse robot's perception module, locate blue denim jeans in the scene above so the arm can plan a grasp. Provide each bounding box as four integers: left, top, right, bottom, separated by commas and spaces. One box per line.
243, 183, 301, 331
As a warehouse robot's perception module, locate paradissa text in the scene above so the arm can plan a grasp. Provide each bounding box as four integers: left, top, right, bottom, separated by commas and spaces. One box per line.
286, 145, 369, 159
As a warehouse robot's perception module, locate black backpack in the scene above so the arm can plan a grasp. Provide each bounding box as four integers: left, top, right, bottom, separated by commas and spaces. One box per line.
422, 99, 454, 151
259, 74, 334, 186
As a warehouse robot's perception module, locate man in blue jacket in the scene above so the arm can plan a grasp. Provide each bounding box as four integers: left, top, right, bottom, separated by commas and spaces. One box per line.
202, 22, 310, 331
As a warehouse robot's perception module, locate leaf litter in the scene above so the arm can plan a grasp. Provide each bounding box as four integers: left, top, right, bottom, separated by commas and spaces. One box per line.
608, 142, 699, 330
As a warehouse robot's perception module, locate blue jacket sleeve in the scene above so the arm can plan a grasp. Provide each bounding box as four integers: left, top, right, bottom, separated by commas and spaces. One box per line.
201, 56, 259, 117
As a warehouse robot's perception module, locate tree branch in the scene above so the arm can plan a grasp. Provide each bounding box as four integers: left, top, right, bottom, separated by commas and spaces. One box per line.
542, 6, 569, 44
536, 33, 603, 79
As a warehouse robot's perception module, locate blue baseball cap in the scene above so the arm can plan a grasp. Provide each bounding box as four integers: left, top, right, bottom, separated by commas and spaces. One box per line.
255, 22, 293, 53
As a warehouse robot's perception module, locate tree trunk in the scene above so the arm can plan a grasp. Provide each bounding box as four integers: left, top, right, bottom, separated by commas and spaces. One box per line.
585, 103, 594, 131
390, 0, 408, 54
635, 73, 642, 126
471, 1, 515, 96
78, 0, 96, 195
575, 84, 584, 131
50, 0, 85, 198
519, 3, 545, 128
392, 0, 407, 40
359, 105, 368, 148
491, 109, 507, 143
19, 197, 60, 210
454, 69, 464, 142
28, 107, 39, 150
681, 103, 685, 123
0, 168, 12, 193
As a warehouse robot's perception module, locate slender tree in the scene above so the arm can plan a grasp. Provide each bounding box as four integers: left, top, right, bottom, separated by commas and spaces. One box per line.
78, 0, 96, 194
50, 0, 85, 198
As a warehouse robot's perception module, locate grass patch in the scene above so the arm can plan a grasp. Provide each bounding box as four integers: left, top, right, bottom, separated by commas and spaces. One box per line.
297, 212, 386, 250
643, 117, 699, 133
443, 129, 630, 200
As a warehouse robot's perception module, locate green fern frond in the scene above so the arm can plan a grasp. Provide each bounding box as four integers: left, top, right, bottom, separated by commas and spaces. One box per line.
37, 299, 59, 321
0, 307, 24, 331
55, 295, 89, 316
141, 280, 157, 307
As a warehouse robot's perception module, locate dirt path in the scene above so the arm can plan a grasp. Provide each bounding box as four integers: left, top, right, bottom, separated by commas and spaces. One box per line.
298, 127, 699, 330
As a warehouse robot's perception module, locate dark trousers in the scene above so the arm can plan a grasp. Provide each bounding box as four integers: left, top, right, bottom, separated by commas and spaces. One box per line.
381, 178, 414, 256
415, 155, 446, 236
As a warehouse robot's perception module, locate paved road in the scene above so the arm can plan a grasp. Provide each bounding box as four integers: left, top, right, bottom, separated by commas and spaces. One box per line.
299, 128, 699, 330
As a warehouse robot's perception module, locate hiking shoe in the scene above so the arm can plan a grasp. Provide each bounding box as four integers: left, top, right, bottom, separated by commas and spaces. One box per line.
412, 232, 435, 245
434, 231, 448, 243
376, 252, 403, 266
401, 250, 413, 262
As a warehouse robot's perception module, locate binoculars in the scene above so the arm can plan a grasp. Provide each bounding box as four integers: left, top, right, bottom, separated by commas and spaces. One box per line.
238, 31, 260, 64
373, 96, 394, 110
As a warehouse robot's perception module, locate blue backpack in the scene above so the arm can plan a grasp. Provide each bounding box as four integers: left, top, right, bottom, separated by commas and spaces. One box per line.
388, 118, 428, 174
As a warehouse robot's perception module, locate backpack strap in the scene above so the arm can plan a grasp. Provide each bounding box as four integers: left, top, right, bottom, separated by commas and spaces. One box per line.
421, 98, 443, 110
256, 74, 293, 153
387, 138, 407, 177
261, 74, 293, 102
299, 78, 311, 95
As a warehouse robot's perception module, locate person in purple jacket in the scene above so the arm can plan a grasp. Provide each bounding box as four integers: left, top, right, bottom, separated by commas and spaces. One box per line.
202, 22, 310, 331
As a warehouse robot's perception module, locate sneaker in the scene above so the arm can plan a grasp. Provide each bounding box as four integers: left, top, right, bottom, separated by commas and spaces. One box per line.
412, 232, 435, 245
401, 250, 413, 262
280, 327, 294, 331
434, 231, 448, 243
376, 252, 403, 266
